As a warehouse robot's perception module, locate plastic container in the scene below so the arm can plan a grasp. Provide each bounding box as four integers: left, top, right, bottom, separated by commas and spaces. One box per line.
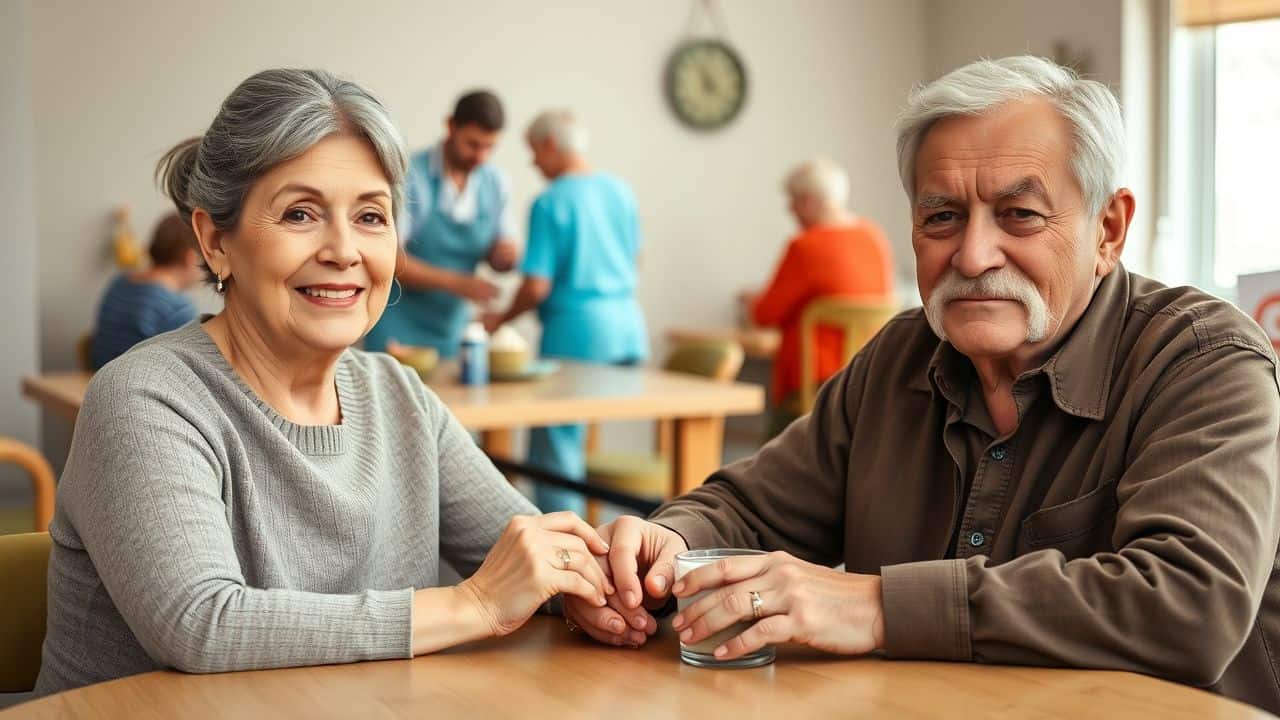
459, 321, 489, 386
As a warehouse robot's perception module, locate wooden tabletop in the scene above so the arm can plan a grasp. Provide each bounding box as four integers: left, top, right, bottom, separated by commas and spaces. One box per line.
666, 326, 780, 360
3, 617, 1268, 719
22, 362, 764, 430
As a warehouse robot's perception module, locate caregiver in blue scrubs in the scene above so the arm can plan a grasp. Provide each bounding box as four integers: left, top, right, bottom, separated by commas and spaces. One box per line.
366, 91, 518, 356
484, 109, 648, 515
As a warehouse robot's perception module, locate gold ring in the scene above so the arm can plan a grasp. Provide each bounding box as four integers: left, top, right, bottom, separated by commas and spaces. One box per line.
557, 548, 573, 571
749, 591, 764, 620
565, 617, 581, 633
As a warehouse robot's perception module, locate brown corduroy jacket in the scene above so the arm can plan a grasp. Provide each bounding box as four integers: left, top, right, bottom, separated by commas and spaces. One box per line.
652, 266, 1280, 713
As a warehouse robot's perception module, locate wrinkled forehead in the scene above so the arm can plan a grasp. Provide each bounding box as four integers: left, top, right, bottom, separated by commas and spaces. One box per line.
913, 99, 1079, 203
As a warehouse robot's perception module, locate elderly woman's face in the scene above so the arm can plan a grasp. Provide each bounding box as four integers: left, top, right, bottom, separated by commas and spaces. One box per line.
911, 98, 1108, 362
223, 133, 397, 354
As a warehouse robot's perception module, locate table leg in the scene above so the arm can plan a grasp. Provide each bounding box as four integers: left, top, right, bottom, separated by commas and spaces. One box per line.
671, 416, 723, 497
481, 429, 515, 482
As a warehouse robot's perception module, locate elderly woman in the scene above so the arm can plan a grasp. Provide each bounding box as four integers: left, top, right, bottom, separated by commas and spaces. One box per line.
35, 69, 613, 695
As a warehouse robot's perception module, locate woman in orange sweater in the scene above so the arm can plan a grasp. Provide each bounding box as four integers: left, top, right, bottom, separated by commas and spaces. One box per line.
751, 159, 895, 436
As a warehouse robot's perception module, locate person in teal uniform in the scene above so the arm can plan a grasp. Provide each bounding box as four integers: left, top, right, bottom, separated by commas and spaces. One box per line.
484, 109, 648, 515
366, 90, 518, 356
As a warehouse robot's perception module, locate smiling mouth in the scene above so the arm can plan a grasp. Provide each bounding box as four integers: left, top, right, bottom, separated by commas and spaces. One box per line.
298, 287, 361, 299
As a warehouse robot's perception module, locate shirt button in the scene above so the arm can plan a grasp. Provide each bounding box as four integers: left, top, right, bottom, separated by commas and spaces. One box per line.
969, 531, 986, 548
989, 445, 1007, 461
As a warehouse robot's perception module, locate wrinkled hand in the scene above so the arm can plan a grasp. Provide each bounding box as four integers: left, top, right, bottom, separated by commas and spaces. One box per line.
671, 551, 884, 661
562, 516, 688, 647
461, 512, 613, 637
455, 275, 500, 303
487, 241, 518, 273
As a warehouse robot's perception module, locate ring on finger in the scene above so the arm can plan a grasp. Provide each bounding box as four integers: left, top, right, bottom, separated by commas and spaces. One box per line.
565, 616, 581, 633
749, 590, 764, 620
557, 547, 573, 571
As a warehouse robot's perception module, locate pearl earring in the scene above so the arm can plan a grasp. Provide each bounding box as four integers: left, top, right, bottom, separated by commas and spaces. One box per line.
216, 272, 224, 294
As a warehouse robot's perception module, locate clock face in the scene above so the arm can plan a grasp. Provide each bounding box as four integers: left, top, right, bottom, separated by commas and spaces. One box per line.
665, 40, 747, 130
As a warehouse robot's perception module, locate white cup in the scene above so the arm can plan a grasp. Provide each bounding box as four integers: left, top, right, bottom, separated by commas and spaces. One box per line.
674, 548, 776, 669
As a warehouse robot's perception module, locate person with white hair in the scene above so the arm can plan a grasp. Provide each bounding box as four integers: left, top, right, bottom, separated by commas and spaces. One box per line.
484, 109, 648, 516
561, 56, 1280, 714
748, 158, 894, 437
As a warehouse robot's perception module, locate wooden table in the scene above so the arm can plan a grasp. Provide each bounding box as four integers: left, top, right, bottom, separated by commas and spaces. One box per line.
3, 617, 1268, 719
23, 362, 763, 495
666, 326, 780, 360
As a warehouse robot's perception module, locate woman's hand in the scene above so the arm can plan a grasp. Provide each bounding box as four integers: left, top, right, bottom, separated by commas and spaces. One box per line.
561, 516, 688, 647
670, 551, 884, 661
459, 512, 614, 637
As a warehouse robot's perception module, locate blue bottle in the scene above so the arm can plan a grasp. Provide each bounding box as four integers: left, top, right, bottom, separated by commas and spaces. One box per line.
459, 321, 489, 386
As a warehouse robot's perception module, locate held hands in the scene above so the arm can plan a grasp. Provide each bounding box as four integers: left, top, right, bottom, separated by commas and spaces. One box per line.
562, 516, 688, 647
670, 551, 885, 661
459, 512, 613, 637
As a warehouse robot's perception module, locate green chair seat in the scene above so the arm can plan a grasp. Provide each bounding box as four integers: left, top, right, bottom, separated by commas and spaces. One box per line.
0, 531, 51, 693
586, 452, 670, 499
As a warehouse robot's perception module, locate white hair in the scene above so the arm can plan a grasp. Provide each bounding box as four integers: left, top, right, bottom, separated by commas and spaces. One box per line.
894, 55, 1125, 216
526, 109, 589, 154
924, 265, 1052, 343
784, 158, 850, 209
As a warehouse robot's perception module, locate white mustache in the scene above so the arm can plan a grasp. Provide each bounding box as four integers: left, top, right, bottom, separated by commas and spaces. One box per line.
924, 267, 1052, 343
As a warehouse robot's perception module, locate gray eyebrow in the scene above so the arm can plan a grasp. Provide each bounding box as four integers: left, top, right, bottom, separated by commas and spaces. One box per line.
916, 194, 953, 211
996, 177, 1050, 204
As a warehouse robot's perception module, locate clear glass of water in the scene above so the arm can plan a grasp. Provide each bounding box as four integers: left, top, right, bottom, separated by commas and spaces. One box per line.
674, 548, 776, 669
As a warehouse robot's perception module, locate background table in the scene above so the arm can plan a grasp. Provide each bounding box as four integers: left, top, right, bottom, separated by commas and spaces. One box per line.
23, 361, 763, 495
2, 617, 1268, 719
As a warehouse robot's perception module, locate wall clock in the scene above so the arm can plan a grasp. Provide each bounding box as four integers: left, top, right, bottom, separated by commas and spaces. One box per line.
665, 39, 747, 131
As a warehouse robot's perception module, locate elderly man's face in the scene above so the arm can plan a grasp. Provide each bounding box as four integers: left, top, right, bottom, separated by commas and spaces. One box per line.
912, 98, 1118, 363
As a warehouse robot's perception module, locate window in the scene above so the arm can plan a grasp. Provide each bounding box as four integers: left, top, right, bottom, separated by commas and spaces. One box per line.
1169, 16, 1280, 297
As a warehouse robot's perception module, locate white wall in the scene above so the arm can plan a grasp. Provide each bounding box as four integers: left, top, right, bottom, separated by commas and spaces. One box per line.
0, 0, 41, 503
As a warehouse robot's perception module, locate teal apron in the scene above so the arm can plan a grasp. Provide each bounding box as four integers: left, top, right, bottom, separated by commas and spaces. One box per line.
366, 168, 499, 357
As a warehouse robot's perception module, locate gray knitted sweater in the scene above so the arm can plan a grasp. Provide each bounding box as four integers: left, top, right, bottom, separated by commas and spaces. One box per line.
35, 321, 535, 695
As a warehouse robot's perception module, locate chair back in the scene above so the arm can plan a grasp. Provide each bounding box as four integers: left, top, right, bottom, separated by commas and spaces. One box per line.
0, 438, 56, 532
799, 296, 898, 412
663, 340, 745, 382
0, 532, 52, 693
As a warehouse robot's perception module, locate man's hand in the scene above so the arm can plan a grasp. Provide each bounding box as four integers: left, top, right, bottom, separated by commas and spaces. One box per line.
481, 312, 505, 335
487, 240, 518, 273
452, 274, 500, 303
670, 551, 884, 661
561, 516, 689, 647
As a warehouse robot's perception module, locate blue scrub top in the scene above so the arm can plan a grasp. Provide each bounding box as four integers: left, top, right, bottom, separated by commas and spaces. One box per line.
366, 145, 510, 357
522, 172, 649, 363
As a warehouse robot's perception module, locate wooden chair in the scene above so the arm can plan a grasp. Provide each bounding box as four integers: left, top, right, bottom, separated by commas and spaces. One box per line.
0, 532, 52, 693
584, 340, 745, 525
76, 332, 94, 373
0, 438, 57, 533
798, 296, 899, 413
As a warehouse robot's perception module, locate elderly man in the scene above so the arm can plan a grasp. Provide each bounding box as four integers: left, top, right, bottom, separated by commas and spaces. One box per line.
366, 90, 518, 355
484, 109, 648, 515
563, 56, 1280, 713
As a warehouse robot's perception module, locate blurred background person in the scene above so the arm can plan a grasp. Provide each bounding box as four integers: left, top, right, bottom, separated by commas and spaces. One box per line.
484, 109, 648, 515
747, 159, 894, 437
366, 90, 519, 355
89, 212, 203, 369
